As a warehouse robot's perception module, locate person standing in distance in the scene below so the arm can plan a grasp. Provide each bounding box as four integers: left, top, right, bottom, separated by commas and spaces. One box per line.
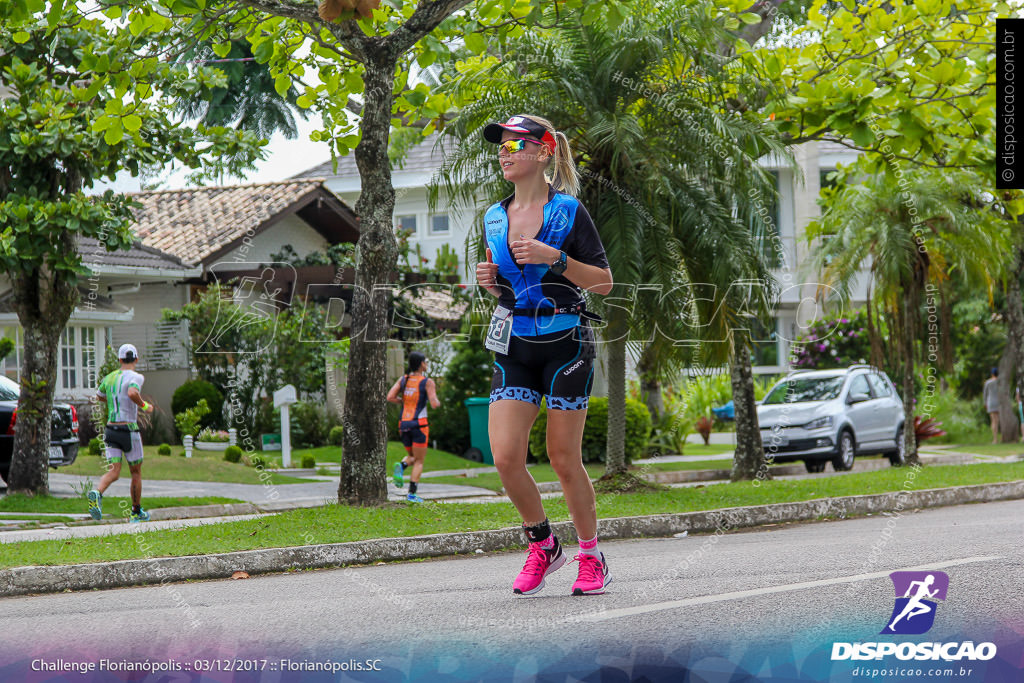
387, 352, 440, 503
475, 114, 613, 596
87, 344, 154, 523
983, 367, 1000, 445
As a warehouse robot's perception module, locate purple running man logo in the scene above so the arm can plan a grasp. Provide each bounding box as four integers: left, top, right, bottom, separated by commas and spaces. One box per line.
881, 571, 949, 635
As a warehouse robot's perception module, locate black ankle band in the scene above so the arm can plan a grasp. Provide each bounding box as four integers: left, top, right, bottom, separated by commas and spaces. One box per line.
523, 519, 552, 544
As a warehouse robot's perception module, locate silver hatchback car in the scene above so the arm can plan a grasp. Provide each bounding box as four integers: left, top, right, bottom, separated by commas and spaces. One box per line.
756, 365, 906, 473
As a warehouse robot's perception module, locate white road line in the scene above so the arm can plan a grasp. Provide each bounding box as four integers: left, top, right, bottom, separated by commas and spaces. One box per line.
583, 555, 1002, 622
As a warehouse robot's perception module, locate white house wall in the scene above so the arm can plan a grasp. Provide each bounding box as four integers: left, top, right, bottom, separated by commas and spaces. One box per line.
216, 213, 331, 267
324, 183, 476, 281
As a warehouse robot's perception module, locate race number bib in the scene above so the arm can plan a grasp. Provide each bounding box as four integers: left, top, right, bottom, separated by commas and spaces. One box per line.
484, 306, 513, 354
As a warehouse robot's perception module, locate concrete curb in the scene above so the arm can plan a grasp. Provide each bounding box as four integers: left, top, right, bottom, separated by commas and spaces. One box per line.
2, 479, 1022, 598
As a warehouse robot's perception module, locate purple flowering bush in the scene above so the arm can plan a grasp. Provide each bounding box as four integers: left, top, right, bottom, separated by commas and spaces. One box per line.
790, 309, 875, 369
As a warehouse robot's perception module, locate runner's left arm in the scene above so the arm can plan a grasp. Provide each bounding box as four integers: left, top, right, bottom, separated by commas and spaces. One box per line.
426, 379, 441, 409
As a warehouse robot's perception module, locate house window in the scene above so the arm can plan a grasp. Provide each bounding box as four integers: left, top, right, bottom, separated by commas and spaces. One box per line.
429, 214, 450, 236
749, 317, 779, 367
58, 326, 100, 391
395, 214, 417, 237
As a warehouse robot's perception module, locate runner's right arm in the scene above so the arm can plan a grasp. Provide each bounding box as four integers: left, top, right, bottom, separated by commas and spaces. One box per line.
386, 379, 403, 404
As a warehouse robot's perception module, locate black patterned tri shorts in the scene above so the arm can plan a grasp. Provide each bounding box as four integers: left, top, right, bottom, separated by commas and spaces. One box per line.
489, 324, 596, 411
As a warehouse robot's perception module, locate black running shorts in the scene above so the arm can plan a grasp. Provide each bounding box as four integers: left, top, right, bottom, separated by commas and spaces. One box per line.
489, 324, 596, 411
400, 425, 429, 448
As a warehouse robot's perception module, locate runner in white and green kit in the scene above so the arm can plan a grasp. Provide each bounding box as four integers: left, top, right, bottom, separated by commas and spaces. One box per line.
87, 343, 154, 523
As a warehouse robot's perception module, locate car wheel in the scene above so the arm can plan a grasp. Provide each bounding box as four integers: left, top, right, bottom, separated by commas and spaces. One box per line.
831, 430, 856, 471
804, 460, 827, 473
0, 463, 8, 485
463, 447, 484, 463
888, 425, 906, 466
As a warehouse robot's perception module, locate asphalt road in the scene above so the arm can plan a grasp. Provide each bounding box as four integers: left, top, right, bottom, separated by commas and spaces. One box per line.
1, 499, 1021, 682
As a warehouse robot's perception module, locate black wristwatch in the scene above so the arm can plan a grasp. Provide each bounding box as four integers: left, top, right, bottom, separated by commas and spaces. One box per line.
549, 250, 568, 275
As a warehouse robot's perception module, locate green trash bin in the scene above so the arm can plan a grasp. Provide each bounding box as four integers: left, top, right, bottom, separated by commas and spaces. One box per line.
463, 397, 493, 465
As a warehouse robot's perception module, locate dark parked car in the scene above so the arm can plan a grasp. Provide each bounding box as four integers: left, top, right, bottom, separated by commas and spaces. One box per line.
0, 375, 80, 484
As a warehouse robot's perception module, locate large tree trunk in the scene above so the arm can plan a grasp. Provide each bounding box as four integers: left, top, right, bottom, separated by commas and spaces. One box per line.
730, 340, 768, 481
899, 292, 920, 466
636, 345, 664, 423
7, 269, 79, 495
603, 309, 629, 475
1000, 243, 1024, 442
338, 54, 398, 506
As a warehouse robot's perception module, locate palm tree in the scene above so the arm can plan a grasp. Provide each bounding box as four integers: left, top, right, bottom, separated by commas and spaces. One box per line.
808, 168, 1010, 464
173, 41, 309, 141
435, 0, 791, 483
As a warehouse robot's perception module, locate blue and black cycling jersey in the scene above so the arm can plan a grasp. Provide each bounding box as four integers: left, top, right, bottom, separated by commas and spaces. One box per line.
484, 186, 609, 337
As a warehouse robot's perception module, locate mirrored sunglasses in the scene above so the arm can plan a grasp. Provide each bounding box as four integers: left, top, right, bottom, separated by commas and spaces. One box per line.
498, 138, 543, 154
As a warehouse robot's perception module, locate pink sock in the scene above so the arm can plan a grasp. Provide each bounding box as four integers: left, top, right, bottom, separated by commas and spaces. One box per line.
539, 535, 556, 550
578, 535, 599, 558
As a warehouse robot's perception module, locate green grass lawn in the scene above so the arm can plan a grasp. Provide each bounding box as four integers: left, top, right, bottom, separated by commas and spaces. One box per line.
427, 459, 739, 492
282, 442, 490, 470
0, 494, 245, 514
62, 446, 316, 484
932, 443, 1024, 457
2, 460, 1021, 569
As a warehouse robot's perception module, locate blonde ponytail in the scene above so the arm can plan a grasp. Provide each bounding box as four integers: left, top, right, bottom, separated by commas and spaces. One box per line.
548, 131, 580, 197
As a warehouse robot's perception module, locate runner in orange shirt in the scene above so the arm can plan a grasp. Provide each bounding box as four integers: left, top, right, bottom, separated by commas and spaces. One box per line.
387, 352, 440, 503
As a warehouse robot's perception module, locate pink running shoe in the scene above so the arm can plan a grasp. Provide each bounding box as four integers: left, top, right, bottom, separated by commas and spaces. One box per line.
571, 552, 611, 595
512, 537, 565, 595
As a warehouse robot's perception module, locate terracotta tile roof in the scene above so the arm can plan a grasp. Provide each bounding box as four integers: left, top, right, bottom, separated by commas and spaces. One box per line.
80, 238, 191, 272
131, 179, 336, 266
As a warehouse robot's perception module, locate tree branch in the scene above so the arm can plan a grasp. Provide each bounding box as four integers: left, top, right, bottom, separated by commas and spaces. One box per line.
385, 0, 473, 57
233, 0, 370, 61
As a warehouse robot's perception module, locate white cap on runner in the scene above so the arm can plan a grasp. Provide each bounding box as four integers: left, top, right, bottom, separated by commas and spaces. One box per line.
117, 343, 139, 361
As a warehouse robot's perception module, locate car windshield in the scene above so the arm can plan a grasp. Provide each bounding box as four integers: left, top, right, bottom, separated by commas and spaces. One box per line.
763, 377, 845, 404
0, 375, 19, 401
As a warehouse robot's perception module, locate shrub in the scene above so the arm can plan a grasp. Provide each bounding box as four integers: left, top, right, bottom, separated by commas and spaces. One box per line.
248, 454, 266, 469
175, 399, 211, 440
429, 336, 493, 456
171, 379, 224, 430
289, 401, 339, 449
529, 397, 652, 464
157, 443, 172, 456
223, 445, 243, 463
88, 437, 103, 456
301, 454, 315, 469
328, 425, 344, 446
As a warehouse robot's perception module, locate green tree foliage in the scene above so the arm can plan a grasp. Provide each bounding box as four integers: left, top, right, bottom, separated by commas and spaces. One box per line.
0, 7, 264, 495
808, 169, 1009, 464
173, 40, 309, 140
437, 0, 788, 482
163, 283, 338, 436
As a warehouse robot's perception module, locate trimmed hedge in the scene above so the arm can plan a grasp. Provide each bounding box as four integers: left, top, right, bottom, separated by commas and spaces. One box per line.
157, 443, 172, 456
528, 396, 652, 464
